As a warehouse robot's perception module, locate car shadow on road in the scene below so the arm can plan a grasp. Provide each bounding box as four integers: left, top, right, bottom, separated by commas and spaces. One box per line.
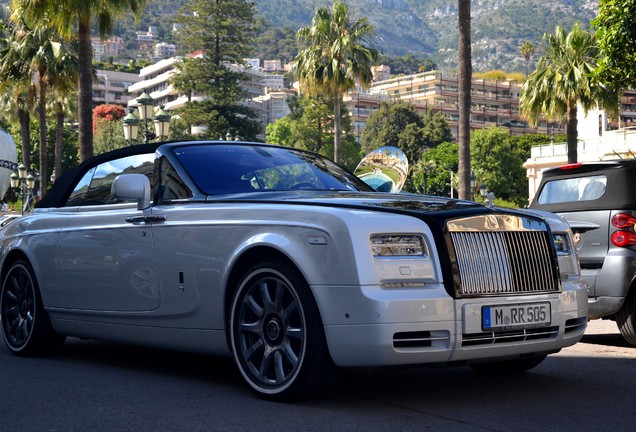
580, 332, 633, 348
54, 337, 245, 389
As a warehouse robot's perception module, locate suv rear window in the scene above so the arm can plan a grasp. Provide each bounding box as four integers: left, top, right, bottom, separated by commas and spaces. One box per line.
536, 175, 607, 204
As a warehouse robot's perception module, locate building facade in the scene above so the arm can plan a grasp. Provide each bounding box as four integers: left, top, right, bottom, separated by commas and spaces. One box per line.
243, 91, 293, 140
127, 57, 182, 110
127, 56, 290, 137
153, 43, 177, 60
344, 70, 565, 142
93, 69, 141, 107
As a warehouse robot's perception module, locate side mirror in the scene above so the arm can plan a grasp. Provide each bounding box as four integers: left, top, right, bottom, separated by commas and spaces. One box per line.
111, 174, 151, 210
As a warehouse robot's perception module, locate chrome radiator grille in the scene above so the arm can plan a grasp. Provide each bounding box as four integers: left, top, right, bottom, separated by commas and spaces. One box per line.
448, 215, 560, 296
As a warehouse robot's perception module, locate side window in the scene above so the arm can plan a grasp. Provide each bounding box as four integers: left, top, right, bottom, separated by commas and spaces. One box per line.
65, 154, 155, 207
66, 167, 96, 206
155, 156, 191, 201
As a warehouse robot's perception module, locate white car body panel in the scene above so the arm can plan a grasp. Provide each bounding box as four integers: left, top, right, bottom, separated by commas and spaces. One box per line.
0, 141, 589, 399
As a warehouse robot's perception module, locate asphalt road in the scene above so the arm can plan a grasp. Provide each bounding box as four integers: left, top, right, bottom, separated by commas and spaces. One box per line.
1, 320, 634, 432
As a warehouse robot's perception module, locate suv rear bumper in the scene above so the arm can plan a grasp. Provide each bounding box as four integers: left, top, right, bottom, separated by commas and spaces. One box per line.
582, 254, 635, 318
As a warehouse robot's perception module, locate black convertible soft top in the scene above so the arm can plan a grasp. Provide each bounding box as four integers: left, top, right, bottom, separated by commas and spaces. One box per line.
36, 143, 161, 209
530, 159, 636, 212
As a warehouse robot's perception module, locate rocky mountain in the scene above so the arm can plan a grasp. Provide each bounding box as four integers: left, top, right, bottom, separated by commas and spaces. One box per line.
0, 0, 600, 72
252, 0, 599, 72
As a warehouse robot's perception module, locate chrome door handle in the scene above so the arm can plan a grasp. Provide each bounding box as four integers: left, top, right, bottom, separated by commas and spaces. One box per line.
125, 215, 166, 224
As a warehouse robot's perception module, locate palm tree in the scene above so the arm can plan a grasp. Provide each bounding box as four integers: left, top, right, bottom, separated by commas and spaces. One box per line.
519, 41, 536, 77
0, 17, 35, 170
13, 0, 146, 162
47, 47, 78, 182
520, 23, 618, 163
9, 10, 65, 198
295, 1, 378, 164
457, 0, 471, 200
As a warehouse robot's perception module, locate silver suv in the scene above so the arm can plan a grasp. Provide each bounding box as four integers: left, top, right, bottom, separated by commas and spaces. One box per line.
530, 160, 636, 345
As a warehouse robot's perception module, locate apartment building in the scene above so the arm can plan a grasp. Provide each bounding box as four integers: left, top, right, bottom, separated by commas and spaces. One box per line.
226, 62, 285, 99
136, 26, 159, 49
103, 36, 125, 59
127, 56, 289, 137
344, 69, 565, 141
91, 37, 105, 61
263, 60, 283, 72
243, 91, 293, 140
342, 68, 636, 201
371, 65, 390, 82
127, 57, 182, 110
93, 69, 141, 107
154, 43, 177, 60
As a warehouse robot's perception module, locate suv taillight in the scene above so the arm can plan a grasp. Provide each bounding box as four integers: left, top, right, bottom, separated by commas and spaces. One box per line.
612, 213, 636, 229
611, 231, 636, 247
611, 213, 636, 247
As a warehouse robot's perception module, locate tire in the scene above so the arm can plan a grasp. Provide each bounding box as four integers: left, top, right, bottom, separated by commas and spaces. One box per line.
1, 260, 65, 356
229, 260, 337, 401
616, 289, 636, 346
469, 354, 548, 374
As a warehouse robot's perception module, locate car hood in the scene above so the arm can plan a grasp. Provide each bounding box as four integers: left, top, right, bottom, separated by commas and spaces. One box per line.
207, 190, 533, 223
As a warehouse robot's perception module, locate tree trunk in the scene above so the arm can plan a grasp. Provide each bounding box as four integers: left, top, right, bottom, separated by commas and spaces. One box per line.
17, 108, 31, 169
333, 95, 342, 164
78, 19, 94, 162
38, 74, 47, 201
567, 101, 578, 163
457, 0, 472, 200
55, 105, 64, 182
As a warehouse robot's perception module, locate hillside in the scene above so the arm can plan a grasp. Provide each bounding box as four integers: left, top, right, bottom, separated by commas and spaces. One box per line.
252, 0, 599, 72
1, 0, 600, 72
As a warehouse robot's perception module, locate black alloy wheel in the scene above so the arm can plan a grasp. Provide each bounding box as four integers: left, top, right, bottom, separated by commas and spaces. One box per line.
229, 260, 336, 401
1, 260, 64, 356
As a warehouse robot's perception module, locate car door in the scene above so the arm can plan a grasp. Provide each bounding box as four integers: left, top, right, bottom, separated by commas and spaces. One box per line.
56, 154, 160, 312
142, 155, 226, 328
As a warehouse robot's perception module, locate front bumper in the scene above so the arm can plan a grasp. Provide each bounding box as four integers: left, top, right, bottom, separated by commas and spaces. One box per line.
313, 281, 588, 367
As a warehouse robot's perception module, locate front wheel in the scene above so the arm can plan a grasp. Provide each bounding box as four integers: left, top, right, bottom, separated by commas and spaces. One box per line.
616, 289, 636, 346
229, 260, 336, 401
469, 354, 548, 373
1, 260, 65, 356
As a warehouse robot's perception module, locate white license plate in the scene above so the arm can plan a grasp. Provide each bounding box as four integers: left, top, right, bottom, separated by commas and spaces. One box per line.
482, 302, 551, 330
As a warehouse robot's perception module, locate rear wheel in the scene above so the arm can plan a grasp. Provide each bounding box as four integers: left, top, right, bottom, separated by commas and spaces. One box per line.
1, 260, 65, 356
229, 260, 336, 401
616, 289, 636, 346
469, 354, 548, 373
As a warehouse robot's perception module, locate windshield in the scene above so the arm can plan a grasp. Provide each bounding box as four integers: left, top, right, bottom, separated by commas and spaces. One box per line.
173, 144, 375, 195
536, 174, 607, 204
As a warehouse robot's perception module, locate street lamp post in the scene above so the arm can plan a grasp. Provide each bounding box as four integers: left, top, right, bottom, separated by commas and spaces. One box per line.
122, 109, 140, 142
153, 106, 171, 140
136, 91, 155, 144
123, 92, 171, 144
10, 163, 37, 215
479, 183, 495, 206
470, 172, 476, 200
479, 183, 487, 201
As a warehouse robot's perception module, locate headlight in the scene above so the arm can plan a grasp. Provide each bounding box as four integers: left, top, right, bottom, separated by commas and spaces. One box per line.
369, 234, 437, 287
553, 233, 572, 255
553, 231, 580, 279
370, 234, 428, 257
